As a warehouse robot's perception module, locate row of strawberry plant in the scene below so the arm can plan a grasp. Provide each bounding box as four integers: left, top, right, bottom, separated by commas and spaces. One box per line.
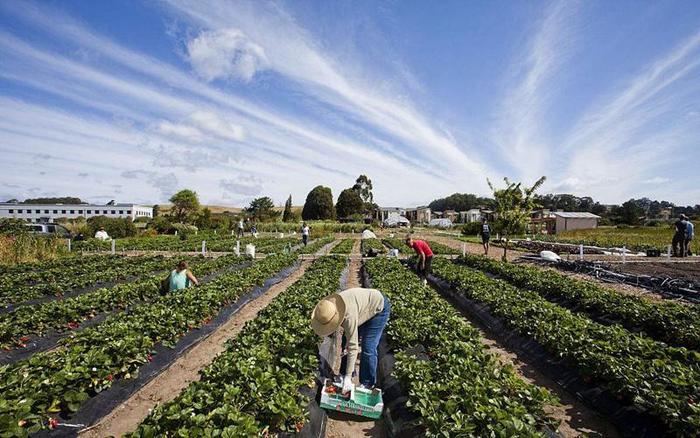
361, 237, 385, 254
330, 238, 355, 254
73, 234, 299, 252
0, 255, 175, 306
130, 256, 346, 436
0, 253, 297, 436
0, 255, 89, 276
364, 257, 558, 436
431, 258, 700, 436
0, 255, 243, 350
382, 237, 460, 255
456, 254, 700, 350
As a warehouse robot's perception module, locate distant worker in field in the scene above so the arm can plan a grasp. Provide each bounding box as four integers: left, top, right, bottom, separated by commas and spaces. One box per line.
302, 222, 310, 246
94, 226, 111, 241
686, 217, 695, 256
480, 218, 492, 255
311, 287, 391, 393
405, 235, 433, 286
167, 260, 199, 292
673, 215, 689, 257
237, 218, 244, 238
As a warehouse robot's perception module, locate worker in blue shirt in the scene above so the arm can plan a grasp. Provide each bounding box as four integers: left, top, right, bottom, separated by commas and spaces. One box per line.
686, 218, 695, 256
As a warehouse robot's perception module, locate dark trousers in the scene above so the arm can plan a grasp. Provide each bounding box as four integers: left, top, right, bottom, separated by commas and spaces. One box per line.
417, 256, 433, 279
302, 235, 308, 246
673, 233, 686, 257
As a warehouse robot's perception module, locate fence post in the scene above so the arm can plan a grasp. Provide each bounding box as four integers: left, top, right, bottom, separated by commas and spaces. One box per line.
462, 243, 466, 257
68, 239, 71, 252
622, 246, 626, 264
231, 229, 234, 236
201, 240, 206, 256
111, 239, 116, 255
667, 244, 672, 261
235, 240, 240, 256
175, 230, 178, 236
579, 244, 584, 261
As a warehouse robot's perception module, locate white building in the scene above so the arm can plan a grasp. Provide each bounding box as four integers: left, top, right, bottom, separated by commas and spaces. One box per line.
460, 209, 483, 223
0, 202, 153, 223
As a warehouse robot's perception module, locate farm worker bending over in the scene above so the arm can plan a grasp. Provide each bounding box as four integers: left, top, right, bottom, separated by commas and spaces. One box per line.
481, 218, 492, 255
405, 235, 433, 286
311, 288, 391, 393
301, 222, 310, 246
94, 227, 111, 241
673, 215, 689, 257
169, 260, 199, 292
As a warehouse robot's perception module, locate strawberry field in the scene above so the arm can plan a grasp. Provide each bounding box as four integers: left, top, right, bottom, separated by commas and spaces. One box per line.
0, 232, 695, 437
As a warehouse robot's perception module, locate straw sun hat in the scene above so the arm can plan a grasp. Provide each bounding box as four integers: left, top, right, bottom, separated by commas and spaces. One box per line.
311, 294, 346, 337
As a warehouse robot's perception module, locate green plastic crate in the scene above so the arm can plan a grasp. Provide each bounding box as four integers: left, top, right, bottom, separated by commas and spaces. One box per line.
319, 378, 384, 419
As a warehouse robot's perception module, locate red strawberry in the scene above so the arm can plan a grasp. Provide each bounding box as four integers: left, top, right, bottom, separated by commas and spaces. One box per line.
48, 417, 59, 429
295, 422, 304, 432
106, 374, 114, 382
147, 354, 153, 362
20, 336, 30, 342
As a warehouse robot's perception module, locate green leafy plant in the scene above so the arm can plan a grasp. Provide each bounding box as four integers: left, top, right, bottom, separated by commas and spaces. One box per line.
130, 256, 347, 436
432, 257, 700, 436
365, 257, 557, 436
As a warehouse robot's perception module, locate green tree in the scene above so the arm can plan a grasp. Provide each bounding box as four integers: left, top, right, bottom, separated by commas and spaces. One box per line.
352, 175, 374, 204
196, 207, 213, 229
152, 204, 160, 217
86, 216, 137, 238
336, 188, 364, 218
488, 176, 546, 261
282, 195, 293, 222
246, 196, 279, 221
169, 189, 200, 224
620, 199, 644, 225
302, 186, 334, 220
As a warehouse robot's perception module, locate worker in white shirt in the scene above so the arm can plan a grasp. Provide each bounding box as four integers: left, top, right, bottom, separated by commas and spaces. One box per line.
94, 227, 111, 241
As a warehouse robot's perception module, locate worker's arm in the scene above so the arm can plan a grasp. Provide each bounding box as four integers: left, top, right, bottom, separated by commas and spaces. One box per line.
186, 270, 199, 286
417, 251, 426, 269
342, 316, 359, 383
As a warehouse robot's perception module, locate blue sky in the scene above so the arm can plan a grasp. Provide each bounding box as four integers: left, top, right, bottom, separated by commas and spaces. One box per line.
1, 0, 699, 207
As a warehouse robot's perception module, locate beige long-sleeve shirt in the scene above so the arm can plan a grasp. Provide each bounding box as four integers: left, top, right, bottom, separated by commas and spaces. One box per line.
335, 288, 385, 378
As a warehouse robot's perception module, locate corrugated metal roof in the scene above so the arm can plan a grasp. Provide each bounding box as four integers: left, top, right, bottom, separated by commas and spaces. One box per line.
552, 212, 601, 218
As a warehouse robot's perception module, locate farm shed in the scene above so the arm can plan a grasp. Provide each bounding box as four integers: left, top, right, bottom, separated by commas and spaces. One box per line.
553, 212, 600, 233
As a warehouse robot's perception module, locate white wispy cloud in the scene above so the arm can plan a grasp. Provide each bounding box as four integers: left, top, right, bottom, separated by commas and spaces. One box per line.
187, 28, 268, 82
494, 0, 581, 182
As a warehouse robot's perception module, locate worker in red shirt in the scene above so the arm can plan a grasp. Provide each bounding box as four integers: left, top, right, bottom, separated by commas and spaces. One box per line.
405, 235, 434, 285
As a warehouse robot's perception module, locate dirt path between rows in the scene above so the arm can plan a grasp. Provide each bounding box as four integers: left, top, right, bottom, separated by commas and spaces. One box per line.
425, 234, 529, 261
80, 260, 310, 438
430, 281, 619, 438
324, 258, 386, 438
351, 238, 361, 258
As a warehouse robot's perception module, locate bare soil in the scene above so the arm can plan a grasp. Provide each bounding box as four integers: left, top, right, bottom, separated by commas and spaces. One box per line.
608, 261, 700, 283
432, 283, 620, 438
325, 258, 386, 438
80, 260, 311, 437
423, 234, 528, 261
